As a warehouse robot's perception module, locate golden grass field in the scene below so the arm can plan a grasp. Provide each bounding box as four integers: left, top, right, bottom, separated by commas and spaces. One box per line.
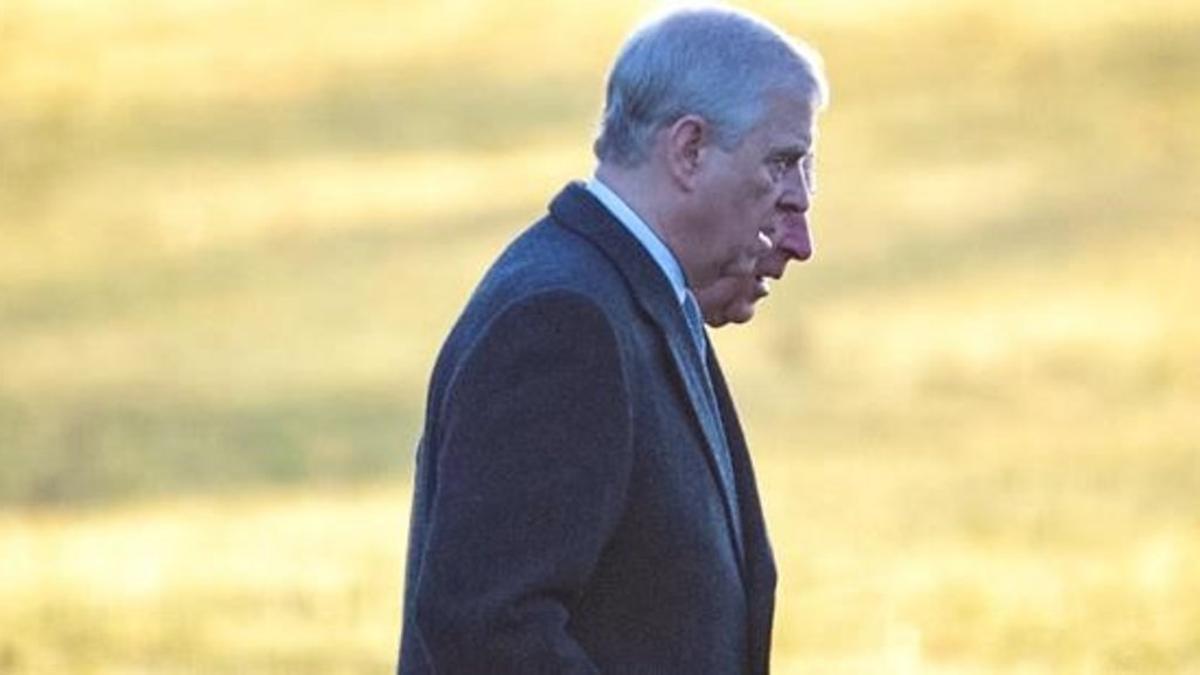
2, 0, 1198, 672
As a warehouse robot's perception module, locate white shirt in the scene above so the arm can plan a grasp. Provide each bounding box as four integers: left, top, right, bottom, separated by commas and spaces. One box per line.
585, 176, 689, 307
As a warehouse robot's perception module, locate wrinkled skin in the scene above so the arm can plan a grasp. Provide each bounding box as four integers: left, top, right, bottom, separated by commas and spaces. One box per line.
694, 91, 818, 327
696, 133, 818, 328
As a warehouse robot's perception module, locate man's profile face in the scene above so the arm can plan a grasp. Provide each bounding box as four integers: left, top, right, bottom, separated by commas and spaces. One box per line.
695, 92, 818, 326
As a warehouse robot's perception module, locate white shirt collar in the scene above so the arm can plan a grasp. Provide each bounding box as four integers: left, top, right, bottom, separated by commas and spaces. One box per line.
585, 175, 689, 306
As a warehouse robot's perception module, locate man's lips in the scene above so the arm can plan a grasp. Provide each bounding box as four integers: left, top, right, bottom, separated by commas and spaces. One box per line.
753, 276, 770, 300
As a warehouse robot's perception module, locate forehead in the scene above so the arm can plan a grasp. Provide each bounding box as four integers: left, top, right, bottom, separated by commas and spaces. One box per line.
749, 92, 818, 152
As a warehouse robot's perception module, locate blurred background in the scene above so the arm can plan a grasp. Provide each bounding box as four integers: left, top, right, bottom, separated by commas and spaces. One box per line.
1, 0, 1197, 672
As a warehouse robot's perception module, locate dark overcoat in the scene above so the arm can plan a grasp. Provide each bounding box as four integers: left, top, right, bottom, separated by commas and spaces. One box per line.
398, 183, 777, 674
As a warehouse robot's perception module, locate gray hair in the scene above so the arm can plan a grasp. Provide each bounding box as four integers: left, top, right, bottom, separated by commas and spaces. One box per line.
594, 5, 829, 167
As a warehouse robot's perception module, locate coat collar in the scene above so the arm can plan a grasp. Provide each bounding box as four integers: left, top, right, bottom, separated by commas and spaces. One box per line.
548, 181, 748, 578
549, 182, 681, 329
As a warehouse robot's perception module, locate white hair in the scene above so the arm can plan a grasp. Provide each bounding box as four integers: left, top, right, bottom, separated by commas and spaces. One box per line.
594, 5, 829, 167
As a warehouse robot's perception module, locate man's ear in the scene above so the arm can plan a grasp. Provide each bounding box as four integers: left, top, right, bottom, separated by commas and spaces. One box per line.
664, 115, 709, 191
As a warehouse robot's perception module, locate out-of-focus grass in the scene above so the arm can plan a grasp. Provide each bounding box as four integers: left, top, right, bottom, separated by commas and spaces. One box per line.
0, 486, 407, 674
1, 0, 1198, 671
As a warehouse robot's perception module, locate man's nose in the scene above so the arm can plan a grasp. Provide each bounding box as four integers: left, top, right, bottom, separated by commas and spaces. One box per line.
758, 211, 812, 280
780, 214, 812, 262
775, 184, 813, 262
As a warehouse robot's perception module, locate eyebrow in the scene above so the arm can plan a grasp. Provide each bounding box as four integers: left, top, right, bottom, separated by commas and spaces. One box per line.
775, 133, 814, 151
769, 145, 812, 158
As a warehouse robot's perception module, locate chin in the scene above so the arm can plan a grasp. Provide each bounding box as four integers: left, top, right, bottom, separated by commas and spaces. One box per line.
724, 303, 757, 325
706, 307, 754, 328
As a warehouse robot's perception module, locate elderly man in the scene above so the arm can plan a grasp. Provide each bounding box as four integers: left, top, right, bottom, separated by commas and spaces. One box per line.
696, 167, 817, 326
398, 6, 826, 674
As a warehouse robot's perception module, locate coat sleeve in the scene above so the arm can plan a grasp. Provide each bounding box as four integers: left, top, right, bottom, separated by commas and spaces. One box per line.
408, 290, 634, 673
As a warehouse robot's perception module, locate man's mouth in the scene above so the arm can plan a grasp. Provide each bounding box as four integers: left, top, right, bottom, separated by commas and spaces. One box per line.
753, 276, 770, 300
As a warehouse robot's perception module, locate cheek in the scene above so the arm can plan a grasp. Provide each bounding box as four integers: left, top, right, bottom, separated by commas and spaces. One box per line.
751, 177, 780, 214
751, 172, 775, 200
730, 170, 772, 206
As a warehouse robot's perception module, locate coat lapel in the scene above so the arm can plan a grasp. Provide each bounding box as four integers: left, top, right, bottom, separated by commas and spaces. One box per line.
710, 355, 777, 673
548, 182, 746, 572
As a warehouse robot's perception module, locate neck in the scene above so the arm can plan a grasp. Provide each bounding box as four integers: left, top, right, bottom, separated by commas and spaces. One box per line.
595, 162, 697, 286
